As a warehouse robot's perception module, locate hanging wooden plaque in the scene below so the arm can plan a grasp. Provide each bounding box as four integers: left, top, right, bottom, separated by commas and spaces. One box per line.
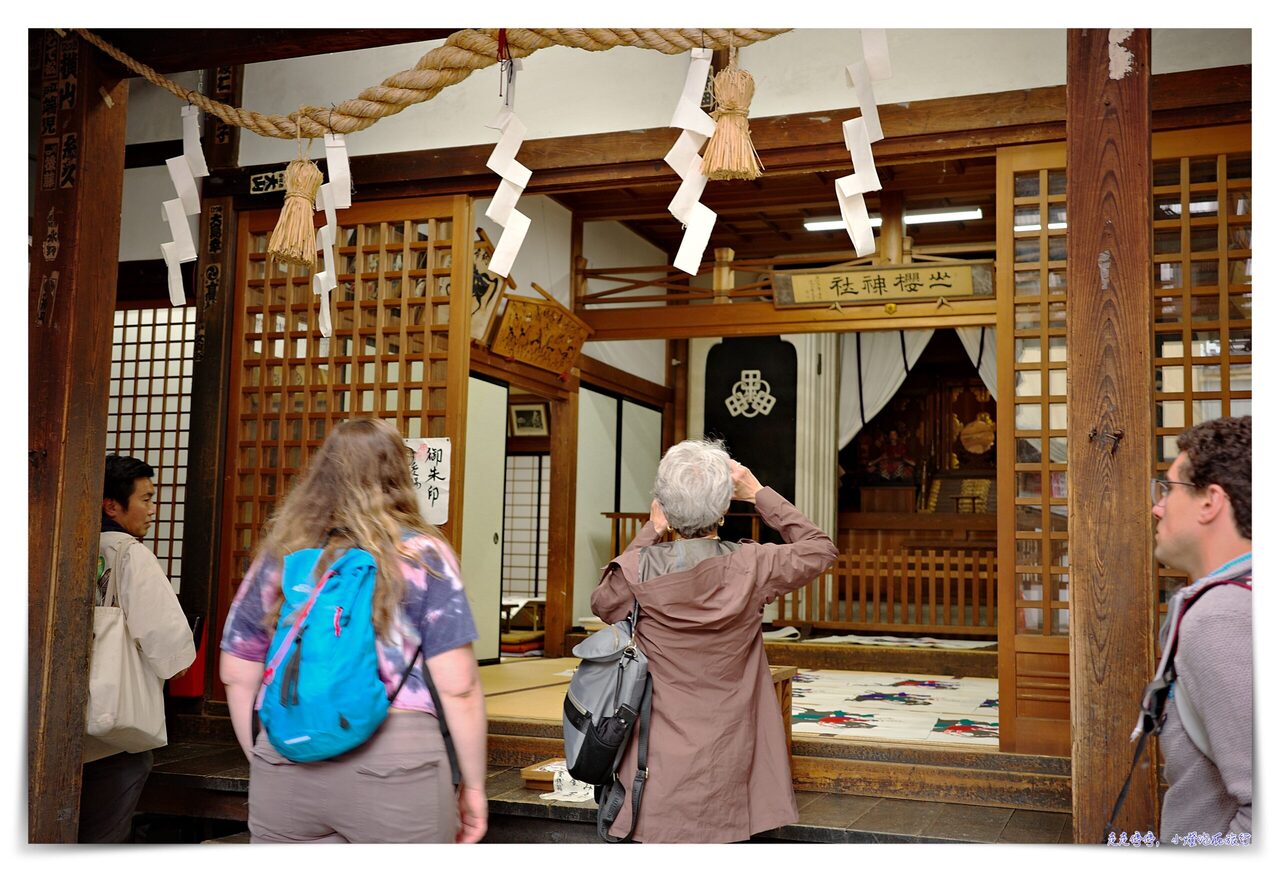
773, 260, 993, 308
490, 283, 592, 374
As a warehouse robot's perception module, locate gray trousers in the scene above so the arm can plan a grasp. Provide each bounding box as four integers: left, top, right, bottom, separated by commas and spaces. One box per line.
78, 750, 153, 843
249, 711, 456, 843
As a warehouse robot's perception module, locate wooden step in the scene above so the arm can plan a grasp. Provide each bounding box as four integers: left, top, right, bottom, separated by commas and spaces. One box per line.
487, 717, 1069, 813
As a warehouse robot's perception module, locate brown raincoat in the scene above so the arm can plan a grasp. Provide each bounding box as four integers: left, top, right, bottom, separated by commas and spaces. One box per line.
590, 487, 838, 843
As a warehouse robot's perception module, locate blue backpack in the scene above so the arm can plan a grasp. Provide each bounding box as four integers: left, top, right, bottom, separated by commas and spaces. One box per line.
257, 547, 401, 762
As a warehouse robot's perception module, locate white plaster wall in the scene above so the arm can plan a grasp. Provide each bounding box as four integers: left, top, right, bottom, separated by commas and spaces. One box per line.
581, 221, 668, 386
1153, 29, 1251, 73
238, 43, 686, 167
474, 194, 572, 305
126, 72, 202, 144
219, 29, 1248, 163
573, 387, 619, 625
119, 165, 199, 262
620, 401, 662, 514
459, 376, 508, 663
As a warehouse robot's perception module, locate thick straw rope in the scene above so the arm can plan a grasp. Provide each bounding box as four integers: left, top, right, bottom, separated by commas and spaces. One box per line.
75, 28, 790, 140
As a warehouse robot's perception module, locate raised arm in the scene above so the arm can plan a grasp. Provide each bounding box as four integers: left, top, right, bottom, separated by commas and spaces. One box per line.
730, 462, 838, 601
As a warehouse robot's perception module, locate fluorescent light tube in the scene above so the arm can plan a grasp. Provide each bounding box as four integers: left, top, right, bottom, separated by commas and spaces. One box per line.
804, 207, 983, 232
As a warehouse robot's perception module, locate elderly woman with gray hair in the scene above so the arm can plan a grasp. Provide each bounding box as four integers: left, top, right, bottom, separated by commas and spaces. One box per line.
590, 439, 838, 843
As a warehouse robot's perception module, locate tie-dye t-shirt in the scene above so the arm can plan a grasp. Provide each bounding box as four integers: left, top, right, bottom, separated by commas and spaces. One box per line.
219, 531, 478, 715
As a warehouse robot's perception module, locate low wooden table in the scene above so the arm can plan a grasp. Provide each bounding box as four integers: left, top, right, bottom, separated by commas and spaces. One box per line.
769, 664, 798, 757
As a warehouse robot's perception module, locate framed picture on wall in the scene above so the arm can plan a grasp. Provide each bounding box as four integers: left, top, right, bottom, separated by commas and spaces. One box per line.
510, 403, 549, 437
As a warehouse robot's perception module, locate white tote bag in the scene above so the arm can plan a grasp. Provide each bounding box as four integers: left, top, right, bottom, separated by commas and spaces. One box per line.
86, 539, 167, 752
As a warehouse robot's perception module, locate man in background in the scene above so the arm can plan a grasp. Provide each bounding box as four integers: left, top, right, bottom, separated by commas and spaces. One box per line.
79, 455, 196, 842
1147, 416, 1251, 842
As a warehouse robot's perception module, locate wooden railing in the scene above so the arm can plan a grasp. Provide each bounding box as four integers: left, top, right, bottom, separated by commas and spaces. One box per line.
602, 513, 996, 637
574, 242, 998, 310
776, 548, 997, 635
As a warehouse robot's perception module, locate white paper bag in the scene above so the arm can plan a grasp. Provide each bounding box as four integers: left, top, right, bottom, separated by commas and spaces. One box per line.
86, 549, 167, 753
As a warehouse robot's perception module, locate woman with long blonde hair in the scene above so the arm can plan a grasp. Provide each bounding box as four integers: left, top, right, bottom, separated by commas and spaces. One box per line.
220, 418, 487, 843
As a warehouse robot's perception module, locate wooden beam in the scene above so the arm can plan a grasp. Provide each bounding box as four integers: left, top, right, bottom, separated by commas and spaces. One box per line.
1065, 29, 1156, 844
582, 299, 998, 341
29, 30, 128, 842
544, 392, 579, 658
469, 342, 577, 402
115, 259, 195, 306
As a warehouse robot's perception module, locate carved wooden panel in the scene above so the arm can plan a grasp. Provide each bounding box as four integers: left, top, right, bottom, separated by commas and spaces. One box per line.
490, 290, 591, 374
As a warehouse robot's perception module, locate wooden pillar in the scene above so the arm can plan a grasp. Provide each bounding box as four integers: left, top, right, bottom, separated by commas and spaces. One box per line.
878, 190, 905, 265
1065, 29, 1156, 843
205, 64, 243, 167
570, 215, 585, 315
29, 30, 128, 842
712, 247, 734, 303
664, 338, 688, 451
176, 64, 242, 703
544, 391, 580, 657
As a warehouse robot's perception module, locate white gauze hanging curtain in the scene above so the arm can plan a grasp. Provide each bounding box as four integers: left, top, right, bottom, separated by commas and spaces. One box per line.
838, 329, 934, 450
955, 326, 997, 397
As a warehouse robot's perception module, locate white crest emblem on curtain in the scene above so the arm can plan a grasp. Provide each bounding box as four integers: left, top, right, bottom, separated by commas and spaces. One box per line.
725, 369, 776, 418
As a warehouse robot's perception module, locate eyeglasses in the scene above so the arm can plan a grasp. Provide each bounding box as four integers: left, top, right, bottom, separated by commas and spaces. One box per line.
1151, 478, 1198, 505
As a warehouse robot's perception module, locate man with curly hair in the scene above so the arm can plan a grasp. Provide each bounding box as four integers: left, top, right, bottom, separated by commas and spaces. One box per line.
1147, 416, 1251, 842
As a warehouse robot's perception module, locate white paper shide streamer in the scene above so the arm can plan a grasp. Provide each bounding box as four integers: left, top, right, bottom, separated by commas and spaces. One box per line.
311, 132, 349, 338
160, 105, 209, 305
664, 48, 717, 275
836, 31, 893, 258
484, 59, 531, 278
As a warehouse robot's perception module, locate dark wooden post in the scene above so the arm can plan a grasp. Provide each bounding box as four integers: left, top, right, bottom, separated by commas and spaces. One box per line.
174, 63, 243, 706
544, 391, 580, 657
1065, 29, 1156, 843
29, 30, 128, 842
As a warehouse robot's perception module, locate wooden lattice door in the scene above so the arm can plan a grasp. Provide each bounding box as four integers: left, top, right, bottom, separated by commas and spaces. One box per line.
214, 197, 474, 699
996, 144, 1072, 756
995, 124, 1251, 756
1150, 124, 1252, 612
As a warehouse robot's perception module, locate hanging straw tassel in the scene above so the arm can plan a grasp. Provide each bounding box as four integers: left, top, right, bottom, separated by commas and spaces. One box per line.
701, 59, 764, 181
267, 157, 324, 270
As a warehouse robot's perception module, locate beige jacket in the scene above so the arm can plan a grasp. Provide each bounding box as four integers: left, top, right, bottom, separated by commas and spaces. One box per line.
591, 487, 838, 843
83, 532, 196, 763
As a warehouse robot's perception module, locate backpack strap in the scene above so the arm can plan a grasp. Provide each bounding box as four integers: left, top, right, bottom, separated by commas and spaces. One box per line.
598, 674, 652, 843
418, 652, 462, 787
1102, 576, 1252, 842
255, 567, 336, 709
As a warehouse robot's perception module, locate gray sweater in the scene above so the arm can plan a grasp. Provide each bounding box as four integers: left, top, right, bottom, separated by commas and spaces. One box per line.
1159, 582, 1253, 842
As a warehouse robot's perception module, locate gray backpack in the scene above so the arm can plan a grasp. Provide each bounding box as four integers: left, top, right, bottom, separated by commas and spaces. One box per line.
562, 599, 651, 841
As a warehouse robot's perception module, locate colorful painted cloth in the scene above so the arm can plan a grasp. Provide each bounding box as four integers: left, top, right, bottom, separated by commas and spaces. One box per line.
220, 531, 477, 715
